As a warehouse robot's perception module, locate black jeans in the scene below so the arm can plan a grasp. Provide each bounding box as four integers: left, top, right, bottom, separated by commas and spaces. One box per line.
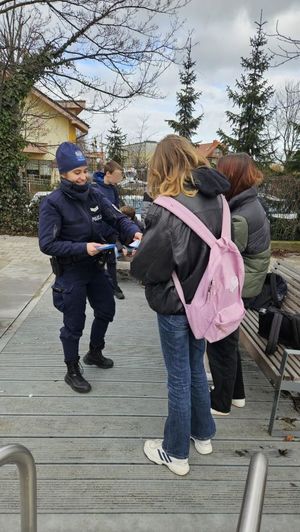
206, 328, 245, 413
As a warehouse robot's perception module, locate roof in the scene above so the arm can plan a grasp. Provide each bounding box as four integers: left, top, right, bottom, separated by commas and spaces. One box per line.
124, 141, 157, 148
196, 140, 223, 158
24, 143, 48, 154
56, 100, 86, 116
31, 88, 89, 133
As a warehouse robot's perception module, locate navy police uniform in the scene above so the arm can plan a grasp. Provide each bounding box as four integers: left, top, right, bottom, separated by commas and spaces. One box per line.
39, 178, 139, 365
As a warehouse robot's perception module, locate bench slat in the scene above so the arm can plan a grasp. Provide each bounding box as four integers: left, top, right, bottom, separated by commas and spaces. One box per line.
243, 311, 300, 379
275, 261, 300, 281
245, 310, 300, 370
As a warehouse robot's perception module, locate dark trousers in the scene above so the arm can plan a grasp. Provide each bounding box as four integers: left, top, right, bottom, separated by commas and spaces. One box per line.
106, 251, 118, 291
52, 262, 115, 362
206, 328, 245, 413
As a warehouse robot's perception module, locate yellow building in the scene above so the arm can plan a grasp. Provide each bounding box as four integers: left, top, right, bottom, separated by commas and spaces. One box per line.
23, 87, 89, 192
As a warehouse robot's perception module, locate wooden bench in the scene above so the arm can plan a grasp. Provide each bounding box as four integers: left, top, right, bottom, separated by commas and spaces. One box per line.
240, 259, 300, 436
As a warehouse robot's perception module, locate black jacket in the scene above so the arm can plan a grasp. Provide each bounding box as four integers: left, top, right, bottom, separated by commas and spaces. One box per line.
130, 167, 230, 314
39, 179, 139, 261
229, 187, 271, 298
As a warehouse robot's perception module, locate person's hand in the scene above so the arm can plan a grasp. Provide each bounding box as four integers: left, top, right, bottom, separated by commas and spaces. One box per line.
133, 232, 143, 241
122, 247, 128, 257
87, 243, 103, 256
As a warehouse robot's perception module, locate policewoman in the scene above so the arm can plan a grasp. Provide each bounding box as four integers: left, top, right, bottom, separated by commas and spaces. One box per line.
39, 142, 142, 393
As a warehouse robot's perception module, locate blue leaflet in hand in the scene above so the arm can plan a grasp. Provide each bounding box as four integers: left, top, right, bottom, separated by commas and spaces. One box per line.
129, 240, 140, 249
96, 244, 116, 251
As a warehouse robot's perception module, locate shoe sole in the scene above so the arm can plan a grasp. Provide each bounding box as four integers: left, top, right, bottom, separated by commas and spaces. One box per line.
143, 442, 189, 476
64, 375, 91, 393
211, 408, 230, 416
232, 399, 246, 408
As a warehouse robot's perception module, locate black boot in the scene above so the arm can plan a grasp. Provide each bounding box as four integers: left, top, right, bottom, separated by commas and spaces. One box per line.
114, 285, 125, 300
65, 358, 91, 393
83, 344, 114, 368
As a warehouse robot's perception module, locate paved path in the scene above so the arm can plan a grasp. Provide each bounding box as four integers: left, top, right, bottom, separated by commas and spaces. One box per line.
0, 235, 51, 338
0, 275, 299, 531
0, 235, 130, 340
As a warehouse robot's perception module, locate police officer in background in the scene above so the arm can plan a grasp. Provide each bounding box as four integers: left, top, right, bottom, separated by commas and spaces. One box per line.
39, 142, 142, 393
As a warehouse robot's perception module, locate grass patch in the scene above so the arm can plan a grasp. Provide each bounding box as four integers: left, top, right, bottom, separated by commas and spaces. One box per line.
271, 241, 300, 253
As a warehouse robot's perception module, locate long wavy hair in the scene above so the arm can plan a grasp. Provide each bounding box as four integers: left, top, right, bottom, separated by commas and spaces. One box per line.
217, 153, 263, 201
147, 134, 209, 198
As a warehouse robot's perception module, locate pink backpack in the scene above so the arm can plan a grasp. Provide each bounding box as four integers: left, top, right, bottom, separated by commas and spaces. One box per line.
154, 195, 245, 342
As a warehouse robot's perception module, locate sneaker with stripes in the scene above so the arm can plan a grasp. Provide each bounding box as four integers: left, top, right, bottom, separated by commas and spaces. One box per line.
143, 439, 190, 476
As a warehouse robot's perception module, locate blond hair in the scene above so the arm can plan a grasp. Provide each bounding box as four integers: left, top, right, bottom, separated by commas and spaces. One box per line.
147, 135, 209, 198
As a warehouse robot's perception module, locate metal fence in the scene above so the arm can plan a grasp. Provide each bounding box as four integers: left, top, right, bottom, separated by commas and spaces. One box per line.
0, 444, 37, 532
118, 181, 147, 215
237, 452, 268, 532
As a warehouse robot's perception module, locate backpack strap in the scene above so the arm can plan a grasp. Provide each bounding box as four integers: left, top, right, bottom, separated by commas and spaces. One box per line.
265, 310, 283, 355
291, 315, 300, 350
171, 272, 187, 306
154, 195, 219, 248
220, 195, 232, 240
269, 272, 281, 308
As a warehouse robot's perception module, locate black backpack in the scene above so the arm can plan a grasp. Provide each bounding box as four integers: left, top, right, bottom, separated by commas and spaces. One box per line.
248, 272, 287, 311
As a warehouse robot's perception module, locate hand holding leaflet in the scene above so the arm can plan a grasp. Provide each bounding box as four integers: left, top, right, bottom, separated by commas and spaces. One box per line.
129, 240, 140, 249
96, 244, 116, 251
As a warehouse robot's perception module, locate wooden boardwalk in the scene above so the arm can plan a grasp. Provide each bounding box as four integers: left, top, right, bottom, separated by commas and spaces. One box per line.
0, 278, 299, 531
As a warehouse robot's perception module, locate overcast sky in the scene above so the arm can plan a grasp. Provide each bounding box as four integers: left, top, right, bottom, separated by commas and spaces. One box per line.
84, 0, 300, 148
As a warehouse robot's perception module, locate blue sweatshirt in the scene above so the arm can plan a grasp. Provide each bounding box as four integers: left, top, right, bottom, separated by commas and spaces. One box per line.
93, 171, 120, 208
93, 171, 121, 240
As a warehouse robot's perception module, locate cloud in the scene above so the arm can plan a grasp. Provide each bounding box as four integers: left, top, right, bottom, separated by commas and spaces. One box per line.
83, 0, 300, 146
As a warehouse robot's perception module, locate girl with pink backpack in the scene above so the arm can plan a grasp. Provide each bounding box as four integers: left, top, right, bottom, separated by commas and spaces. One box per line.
131, 135, 242, 476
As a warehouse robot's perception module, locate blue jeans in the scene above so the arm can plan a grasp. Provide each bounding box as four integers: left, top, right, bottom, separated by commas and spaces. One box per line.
157, 314, 216, 459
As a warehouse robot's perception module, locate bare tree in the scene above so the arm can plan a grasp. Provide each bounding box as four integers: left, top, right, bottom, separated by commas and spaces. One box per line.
272, 22, 300, 66
268, 82, 300, 165
0, 0, 189, 109
126, 114, 152, 177
0, 0, 189, 231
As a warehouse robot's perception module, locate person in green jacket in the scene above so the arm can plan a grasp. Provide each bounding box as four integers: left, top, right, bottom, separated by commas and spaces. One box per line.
207, 153, 271, 415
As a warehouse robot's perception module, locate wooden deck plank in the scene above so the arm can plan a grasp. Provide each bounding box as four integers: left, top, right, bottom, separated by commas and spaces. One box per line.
0, 380, 275, 398
0, 415, 299, 438
0, 513, 298, 532
0, 438, 299, 469
0, 396, 296, 417
0, 479, 299, 514
1, 463, 299, 482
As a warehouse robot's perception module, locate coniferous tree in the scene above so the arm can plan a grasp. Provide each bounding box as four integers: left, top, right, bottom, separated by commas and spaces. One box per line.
166, 41, 203, 141
106, 115, 127, 165
218, 13, 275, 160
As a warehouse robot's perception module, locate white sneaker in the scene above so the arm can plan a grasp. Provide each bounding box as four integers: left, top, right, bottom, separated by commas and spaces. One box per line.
211, 408, 230, 416
232, 398, 246, 408
143, 439, 190, 476
191, 437, 212, 455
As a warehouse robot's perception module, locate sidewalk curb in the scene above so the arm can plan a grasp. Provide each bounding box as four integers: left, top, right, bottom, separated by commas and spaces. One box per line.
0, 273, 54, 354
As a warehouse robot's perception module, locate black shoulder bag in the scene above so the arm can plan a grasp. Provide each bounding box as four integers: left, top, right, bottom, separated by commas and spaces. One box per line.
248, 272, 287, 311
